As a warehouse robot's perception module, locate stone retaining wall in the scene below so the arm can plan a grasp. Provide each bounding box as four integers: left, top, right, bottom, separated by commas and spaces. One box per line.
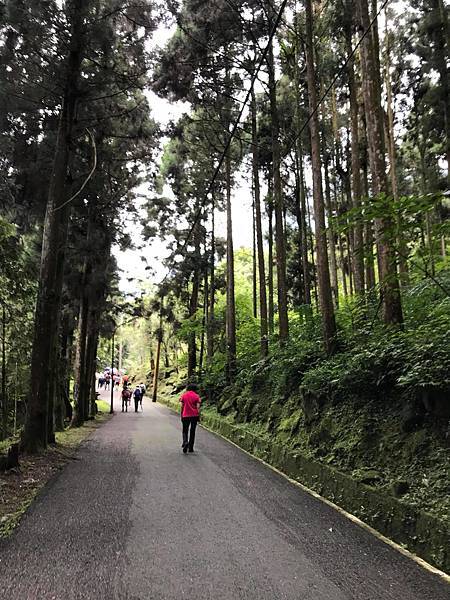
160, 395, 449, 573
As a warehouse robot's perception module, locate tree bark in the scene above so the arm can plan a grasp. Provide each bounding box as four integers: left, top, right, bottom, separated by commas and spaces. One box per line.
84, 310, 99, 420
361, 124, 376, 290
305, 0, 337, 353
384, 19, 409, 284
22, 0, 87, 452
297, 147, 312, 307
267, 29, 289, 342
72, 291, 90, 427
1, 304, 7, 440
324, 155, 339, 307
356, 0, 403, 325
187, 238, 200, 380
54, 318, 69, 432
198, 263, 208, 375
267, 179, 275, 336
251, 90, 269, 357
207, 196, 215, 366
344, 6, 365, 294
435, 0, 450, 186
252, 198, 257, 319
293, 39, 312, 307
225, 149, 237, 382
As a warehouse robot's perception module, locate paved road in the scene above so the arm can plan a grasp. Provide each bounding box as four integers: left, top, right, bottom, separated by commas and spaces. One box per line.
0, 396, 448, 600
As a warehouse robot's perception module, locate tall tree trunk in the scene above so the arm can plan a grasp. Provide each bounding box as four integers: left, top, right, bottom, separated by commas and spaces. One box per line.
72, 293, 90, 427
251, 90, 269, 357
306, 190, 319, 308
419, 144, 436, 276
384, 18, 409, 284
47, 337, 58, 444
305, 0, 337, 353
54, 319, 69, 432
362, 130, 376, 290
338, 228, 349, 297
267, 181, 275, 336
187, 263, 200, 379
252, 198, 258, 319
225, 150, 237, 382
84, 310, 99, 420
434, 0, 450, 186
64, 329, 74, 422
199, 264, 208, 375
89, 347, 98, 419
72, 210, 94, 427
267, 6, 289, 342
1, 304, 6, 440
356, 0, 403, 325
296, 144, 312, 306
344, 6, 365, 294
22, 0, 87, 452
207, 196, 215, 366
324, 155, 339, 307
293, 35, 312, 308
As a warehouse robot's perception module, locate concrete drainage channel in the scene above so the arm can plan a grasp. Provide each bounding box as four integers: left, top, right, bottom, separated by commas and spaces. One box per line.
159, 395, 449, 574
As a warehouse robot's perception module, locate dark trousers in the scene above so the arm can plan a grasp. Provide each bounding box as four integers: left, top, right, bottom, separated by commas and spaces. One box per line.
182, 416, 199, 450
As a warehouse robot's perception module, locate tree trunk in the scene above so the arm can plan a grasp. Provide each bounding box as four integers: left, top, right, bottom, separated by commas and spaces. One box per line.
1, 304, 7, 440
296, 145, 312, 306
207, 196, 215, 366
361, 132, 376, 290
293, 39, 312, 308
84, 311, 99, 420
356, 0, 403, 325
225, 150, 237, 382
252, 198, 258, 319
267, 25, 289, 342
199, 265, 208, 375
384, 18, 409, 285
54, 320, 69, 432
152, 310, 163, 402
72, 292, 89, 427
306, 190, 319, 308
345, 7, 365, 294
305, 0, 337, 353
187, 254, 200, 379
434, 0, 450, 186
251, 90, 269, 357
324, 155, 339, 307
22, 0, 87, 452
267, 181, 275, 336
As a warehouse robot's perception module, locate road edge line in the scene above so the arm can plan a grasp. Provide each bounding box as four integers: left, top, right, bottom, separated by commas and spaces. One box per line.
198, 420, 450, 583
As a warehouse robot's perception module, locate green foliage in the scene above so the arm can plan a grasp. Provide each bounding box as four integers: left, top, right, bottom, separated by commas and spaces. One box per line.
204, 262, 450, 412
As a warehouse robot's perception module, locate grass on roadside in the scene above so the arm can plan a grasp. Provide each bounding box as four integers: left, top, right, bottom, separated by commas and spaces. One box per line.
97, 399, 110, 413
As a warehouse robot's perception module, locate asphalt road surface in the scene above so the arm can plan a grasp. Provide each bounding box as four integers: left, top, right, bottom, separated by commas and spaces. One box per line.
0, 394, 448, 600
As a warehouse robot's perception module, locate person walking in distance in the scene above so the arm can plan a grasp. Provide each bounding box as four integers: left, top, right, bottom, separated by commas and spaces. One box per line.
121, 385, 131, 412
139, 383, 146, 410
133, 385, 142, 412
180, 384, 201, 454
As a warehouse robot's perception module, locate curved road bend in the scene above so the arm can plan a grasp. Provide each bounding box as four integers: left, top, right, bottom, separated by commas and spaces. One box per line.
0, 397, 448, 600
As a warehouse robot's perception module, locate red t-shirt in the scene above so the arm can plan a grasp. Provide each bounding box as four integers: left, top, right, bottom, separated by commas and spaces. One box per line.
180, 391, 201, 418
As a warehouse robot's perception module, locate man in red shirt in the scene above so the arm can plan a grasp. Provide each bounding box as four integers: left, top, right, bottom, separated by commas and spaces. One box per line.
180, 384, 201, 453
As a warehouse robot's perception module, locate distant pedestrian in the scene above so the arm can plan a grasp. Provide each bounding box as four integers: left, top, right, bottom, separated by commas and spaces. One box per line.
180, 384, 201, 454
98, 377, 105, 389
139, 383, 146, 409
122, 387, 131, 412
133, 386, 142, 412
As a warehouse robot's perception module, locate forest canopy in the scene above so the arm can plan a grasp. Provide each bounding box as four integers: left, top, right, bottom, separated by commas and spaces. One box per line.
0, 0, 448, 460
